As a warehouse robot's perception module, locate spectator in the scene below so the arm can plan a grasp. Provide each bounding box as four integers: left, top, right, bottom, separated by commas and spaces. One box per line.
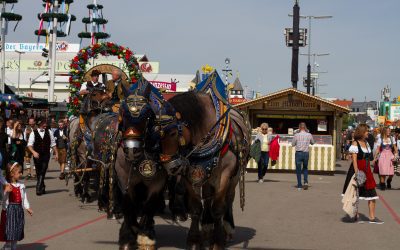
27, 118, 58, 196
254, 123, 272, 183
6, 119, 14, 160
292, 122, 314, 190
0, 119, 8, 170
23, 118, 36, 179
343, 124, 382, 224
374, 127, 397, 190
53, 120, 68, 180
0, 162, 33, 250
10, 121, 26, 172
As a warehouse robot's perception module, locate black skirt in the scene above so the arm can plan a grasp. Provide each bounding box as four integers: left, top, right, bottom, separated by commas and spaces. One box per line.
3, 204, 25, 241
359, 187, 379, 200
343, 164, 379, 200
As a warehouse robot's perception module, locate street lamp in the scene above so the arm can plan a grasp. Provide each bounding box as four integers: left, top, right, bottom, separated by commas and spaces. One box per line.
15, 50, 25, 95
222, 58, 232, 86
300, 53, 329, 95
289, 14, 332, 94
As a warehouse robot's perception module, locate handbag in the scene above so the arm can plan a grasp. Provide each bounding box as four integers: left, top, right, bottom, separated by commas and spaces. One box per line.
356, 170, 366, 187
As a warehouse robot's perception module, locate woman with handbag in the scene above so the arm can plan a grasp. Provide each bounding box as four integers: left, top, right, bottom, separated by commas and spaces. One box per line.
374, 127, 398, 190
342, 124, 382, 224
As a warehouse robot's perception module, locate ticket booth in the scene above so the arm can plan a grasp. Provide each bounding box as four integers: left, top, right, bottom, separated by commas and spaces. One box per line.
235, 88, 350, 173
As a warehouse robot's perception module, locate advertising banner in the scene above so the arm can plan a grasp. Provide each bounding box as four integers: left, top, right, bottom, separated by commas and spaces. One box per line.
390, 104, 400, 121
229, 98, 247, 105
149, 81, 177, 91
5, 42, 80, 53
5, 60, 160, 74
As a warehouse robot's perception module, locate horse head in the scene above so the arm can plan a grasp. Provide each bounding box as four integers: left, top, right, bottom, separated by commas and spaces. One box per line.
154, 100, 191, 176
87, 87, 111, 112
118, 79, 156, 161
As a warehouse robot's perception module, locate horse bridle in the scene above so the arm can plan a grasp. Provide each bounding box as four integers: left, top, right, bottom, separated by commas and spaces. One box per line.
155, 106, 190, 176
156, 105, 232, 176
120, 94, 150, 150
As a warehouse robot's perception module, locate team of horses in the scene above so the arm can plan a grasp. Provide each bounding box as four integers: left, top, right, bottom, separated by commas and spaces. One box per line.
67, 77, 251, 250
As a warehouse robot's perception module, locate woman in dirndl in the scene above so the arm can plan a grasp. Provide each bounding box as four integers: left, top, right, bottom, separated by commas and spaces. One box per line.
0, 162, 33, 250
343, 124, 383, 224
375, 127, 398, 190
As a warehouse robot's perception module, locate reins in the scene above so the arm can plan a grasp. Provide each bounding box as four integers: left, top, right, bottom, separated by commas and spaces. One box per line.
183, 106, 231, 160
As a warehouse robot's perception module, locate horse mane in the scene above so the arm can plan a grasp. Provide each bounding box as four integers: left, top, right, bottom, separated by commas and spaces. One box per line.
168, 91, 206, 135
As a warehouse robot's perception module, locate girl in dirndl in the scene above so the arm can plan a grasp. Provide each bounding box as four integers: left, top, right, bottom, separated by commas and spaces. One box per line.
343, 124, 383, 224
375, 127, 398, 190
0, 162, 33, 250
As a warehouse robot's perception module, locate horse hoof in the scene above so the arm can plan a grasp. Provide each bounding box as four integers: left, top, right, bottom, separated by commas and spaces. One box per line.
186, 243, 204, 250
137, 234, 156, 248
119, 242, 136, 250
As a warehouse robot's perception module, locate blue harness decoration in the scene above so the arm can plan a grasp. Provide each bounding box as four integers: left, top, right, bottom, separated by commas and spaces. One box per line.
184, 71, 234, 186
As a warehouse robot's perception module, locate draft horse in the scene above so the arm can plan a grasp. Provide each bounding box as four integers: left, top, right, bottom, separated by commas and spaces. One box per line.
115, 80, 168, 250
67, 87, 112, 209
156, 91, 251, 249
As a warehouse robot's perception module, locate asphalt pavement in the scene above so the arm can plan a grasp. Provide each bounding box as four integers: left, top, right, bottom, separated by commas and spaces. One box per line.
14, 159, 400, 250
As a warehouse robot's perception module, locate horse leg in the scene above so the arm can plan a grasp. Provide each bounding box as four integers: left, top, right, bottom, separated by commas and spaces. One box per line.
119, 194, 139, 250
181, 178, 203, 250
210, 155, 237, 250
223, 183, 236, 243
137, 173, 167, 249
201, 183, 214, 243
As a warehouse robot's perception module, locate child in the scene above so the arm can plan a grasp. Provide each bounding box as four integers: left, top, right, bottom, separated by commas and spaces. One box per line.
0, 162, 33, 250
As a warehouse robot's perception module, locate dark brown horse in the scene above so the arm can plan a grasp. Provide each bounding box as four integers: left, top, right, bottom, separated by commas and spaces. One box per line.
114, 80, 167, 250
68, 88, 112, 206
156, 92, 251, 249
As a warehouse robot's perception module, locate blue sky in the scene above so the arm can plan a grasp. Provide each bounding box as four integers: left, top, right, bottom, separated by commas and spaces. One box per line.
7, 0, 400, 101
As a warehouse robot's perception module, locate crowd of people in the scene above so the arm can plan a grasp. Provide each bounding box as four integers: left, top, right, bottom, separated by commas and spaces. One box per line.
0, 116, 70, 194
251, 122, 314, 190
342, 126, 400, 190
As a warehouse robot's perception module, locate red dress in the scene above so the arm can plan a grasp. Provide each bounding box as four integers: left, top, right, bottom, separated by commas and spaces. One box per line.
0, 185, 25, 242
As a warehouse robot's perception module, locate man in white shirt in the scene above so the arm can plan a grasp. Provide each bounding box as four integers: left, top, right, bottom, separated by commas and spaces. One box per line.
24, 117, 36, 179
79, 69, 104, 95
27, 118, 58, 196
6, 119, 14, 154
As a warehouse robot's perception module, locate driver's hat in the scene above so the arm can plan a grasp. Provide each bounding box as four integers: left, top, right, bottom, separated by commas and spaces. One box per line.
91, 70, 101, 77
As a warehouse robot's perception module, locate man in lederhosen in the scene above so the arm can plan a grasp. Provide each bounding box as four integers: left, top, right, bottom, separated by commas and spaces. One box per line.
27, 117, 58, 196
106, 68, 130, 112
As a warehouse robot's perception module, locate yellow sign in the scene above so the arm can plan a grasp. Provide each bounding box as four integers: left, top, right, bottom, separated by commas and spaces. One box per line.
377, 116, 386, 124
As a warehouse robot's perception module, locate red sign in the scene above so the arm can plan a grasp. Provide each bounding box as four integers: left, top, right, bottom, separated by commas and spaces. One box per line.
140, 62, 153, 73
229, 98, 247, 105
149, 81, 177, 91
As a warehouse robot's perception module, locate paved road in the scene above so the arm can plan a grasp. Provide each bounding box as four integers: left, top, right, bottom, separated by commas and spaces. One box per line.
16, 160, 400, 250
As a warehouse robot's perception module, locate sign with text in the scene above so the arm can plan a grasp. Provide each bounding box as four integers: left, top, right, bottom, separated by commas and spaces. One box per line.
229, 98, 247, 105
390, 105, 400, 121
264, 97, 318, 110
5, 42, 80, 53
149, 81, 176, 91
317, 120, 328, 132
5, 60, 160, 74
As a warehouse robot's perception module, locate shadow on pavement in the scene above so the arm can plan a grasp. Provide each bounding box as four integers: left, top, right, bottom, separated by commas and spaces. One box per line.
44, 189, 69, 195
335, 169, 348, 175
154, 225, 256, 249
17, 243, 48, 250
341, 213, 369, 223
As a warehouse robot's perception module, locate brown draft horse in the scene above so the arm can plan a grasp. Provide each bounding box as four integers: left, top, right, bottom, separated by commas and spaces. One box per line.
115, 81, 168, 250
156, 92, 251, 250
68, 88, 112, 206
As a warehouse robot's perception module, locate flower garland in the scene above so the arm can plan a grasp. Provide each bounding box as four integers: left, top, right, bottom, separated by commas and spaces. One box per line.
68, 42, 141, 116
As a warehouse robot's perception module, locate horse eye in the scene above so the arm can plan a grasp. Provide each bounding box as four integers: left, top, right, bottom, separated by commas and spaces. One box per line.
169, 131, 177, 137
